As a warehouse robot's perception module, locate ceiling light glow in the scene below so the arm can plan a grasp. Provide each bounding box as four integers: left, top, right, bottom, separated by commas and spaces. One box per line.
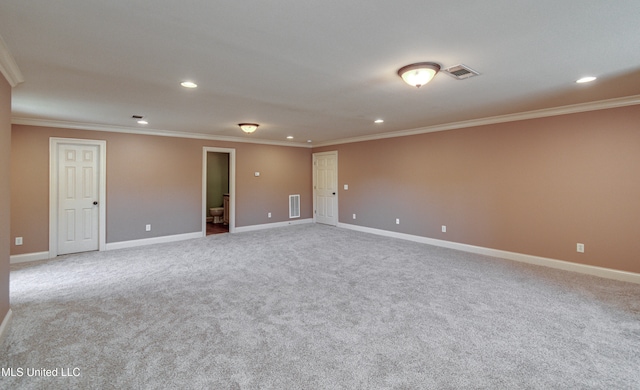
180, 81, 198, 88
374, 119, 384, 124
137, 120, 148, 125
576, 76, 596, 84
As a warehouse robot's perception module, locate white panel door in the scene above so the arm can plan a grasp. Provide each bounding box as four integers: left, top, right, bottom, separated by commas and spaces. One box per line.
57, 144, 100, 255
313, 151, 337, 226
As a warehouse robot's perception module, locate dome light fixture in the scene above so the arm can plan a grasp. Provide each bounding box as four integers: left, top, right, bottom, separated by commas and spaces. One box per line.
238, 123, 259, 133
398, 62, 441, 88
132, 115, 147, 125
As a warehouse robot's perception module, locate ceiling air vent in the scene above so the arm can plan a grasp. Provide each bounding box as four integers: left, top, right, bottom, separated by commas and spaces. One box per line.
442, 64, 480, 80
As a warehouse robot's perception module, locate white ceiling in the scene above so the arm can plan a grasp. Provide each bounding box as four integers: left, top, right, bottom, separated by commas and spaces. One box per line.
1, 1, 640, 146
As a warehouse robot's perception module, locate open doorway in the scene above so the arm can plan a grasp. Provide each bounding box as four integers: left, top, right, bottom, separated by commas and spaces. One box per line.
202, 147, 236, 236
206, 151, 229, 235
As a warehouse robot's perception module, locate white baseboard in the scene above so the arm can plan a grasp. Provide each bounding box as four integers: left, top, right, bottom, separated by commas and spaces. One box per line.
12, 231, 209, 262
338, 223, 640, 284
0, 308, 12, 342
235, 218, 313, 233
105, 232, 202, 251
10, 251, 50, 264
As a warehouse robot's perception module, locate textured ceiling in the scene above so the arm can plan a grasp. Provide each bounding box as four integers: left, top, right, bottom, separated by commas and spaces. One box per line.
1, 1, 639, 146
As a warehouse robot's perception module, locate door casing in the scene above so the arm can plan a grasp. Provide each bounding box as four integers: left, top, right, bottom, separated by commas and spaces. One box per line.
202, 147, 236, 235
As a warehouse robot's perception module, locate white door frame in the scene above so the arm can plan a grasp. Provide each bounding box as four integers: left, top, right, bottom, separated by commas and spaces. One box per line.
49, 137, 107, 258
312, 150, 338, 226
202, 147, 236, 235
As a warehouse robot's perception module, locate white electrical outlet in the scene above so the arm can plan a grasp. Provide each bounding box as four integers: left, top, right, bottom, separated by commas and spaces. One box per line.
442, 225, 447, 233
344, 184, 349, 190
268, 212, 272, 218
396, 218, 400, 224
353, 213, 356, 220
146, 224, 151, 232
15, 237, 23, 246
577, 243, 584, 253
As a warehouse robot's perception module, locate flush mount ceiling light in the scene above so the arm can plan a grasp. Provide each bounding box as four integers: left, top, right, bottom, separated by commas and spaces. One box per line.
398, 62, 441, 88
132, 115, 147, 125
238, 123, 259, 133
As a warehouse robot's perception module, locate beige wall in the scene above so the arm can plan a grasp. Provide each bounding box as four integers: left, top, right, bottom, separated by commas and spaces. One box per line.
236, 142, 312, 225
314, 105, 640, 274
10, 125, 312, 254
10, 105, 640, 275
0, 76, 11, 320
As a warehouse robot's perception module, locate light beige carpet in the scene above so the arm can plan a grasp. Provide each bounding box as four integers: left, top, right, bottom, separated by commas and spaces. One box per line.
2, 224, 639, 389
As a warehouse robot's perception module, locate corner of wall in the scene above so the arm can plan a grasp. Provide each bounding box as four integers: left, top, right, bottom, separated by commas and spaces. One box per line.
0, 72, 13, 322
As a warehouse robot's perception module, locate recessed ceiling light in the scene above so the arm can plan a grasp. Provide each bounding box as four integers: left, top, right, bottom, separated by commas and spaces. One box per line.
137, 120, 148, 125
286, 136, 294, 139
180, 81, 198, 88
307, 140, 312, 143
576, 76, 596, 84
374, 119, 384, 124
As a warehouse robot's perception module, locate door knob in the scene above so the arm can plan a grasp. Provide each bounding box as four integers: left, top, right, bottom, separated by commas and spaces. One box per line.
332, 192, 336, 195
93, 201, 98, 205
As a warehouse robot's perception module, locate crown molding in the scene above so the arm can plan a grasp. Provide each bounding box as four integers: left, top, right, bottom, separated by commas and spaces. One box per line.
12, 94, 640, 149
0, 34, 24, 87
314, 94, 640, 147
11, 117, 312, 148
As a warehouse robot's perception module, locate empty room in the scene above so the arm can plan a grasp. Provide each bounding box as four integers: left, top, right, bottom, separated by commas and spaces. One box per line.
1, 1, 639, 388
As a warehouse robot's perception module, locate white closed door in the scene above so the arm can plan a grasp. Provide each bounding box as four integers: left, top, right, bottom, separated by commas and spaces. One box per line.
313, 151, 338, 226
57, 143, 100, 255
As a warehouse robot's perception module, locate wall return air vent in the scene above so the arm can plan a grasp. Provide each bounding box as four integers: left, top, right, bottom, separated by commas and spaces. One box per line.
442, 64, 480, 80
289, 194, 300, 219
